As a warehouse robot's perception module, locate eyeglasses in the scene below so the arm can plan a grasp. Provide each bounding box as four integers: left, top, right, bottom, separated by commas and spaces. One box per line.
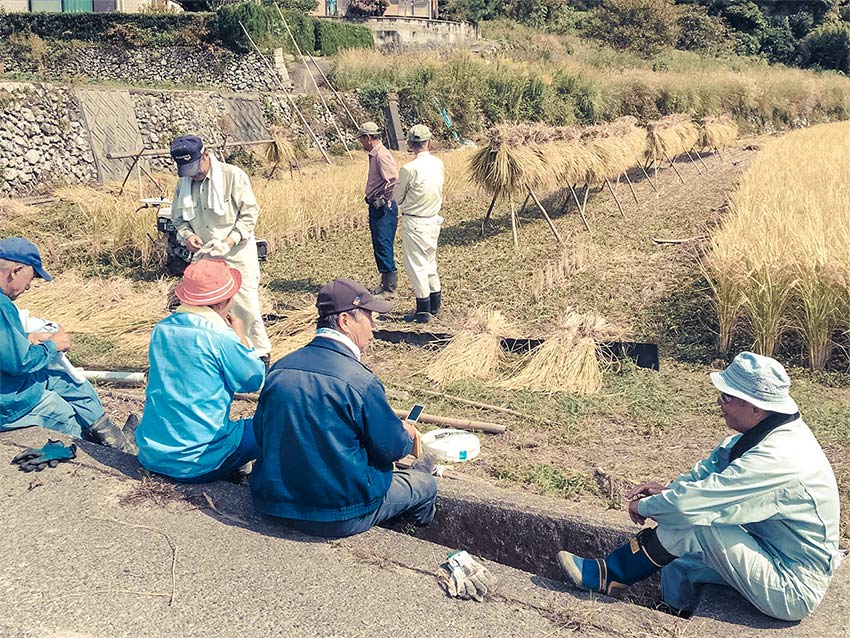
719, 392, 735, 404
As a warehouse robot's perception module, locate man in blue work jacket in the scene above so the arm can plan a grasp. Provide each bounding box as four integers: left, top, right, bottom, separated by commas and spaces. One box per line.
0, 237, 135, 452
135, 259, 265, 482
558, 352, 842, 621
250, 278, 437, 537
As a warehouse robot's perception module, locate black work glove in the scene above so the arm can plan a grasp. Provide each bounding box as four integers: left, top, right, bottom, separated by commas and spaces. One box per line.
11, 439, 77, 472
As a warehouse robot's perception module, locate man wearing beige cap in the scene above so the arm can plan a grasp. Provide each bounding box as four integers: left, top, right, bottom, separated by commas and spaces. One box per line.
136, 259, 265, 482
557, 352, 842, 621
357, 122, 399, 298
396, 124, 445, 323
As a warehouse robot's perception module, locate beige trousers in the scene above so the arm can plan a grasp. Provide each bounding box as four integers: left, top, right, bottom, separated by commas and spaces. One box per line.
401, 214, 443, 299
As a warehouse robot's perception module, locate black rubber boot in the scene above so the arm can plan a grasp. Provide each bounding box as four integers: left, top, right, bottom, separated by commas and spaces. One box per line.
372, 271, 398, 299
429, 291, 441, 316
87, 414, 139, 455
403, 297, 431, 323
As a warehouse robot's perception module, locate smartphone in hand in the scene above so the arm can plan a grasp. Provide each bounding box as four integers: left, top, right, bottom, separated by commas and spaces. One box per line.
406, 403, 425, 424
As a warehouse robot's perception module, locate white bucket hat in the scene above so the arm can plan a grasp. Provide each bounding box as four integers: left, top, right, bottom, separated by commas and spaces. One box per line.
710, 352, 798, 415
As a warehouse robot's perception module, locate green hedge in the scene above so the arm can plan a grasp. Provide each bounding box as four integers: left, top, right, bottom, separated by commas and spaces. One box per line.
314, 18, 374, 55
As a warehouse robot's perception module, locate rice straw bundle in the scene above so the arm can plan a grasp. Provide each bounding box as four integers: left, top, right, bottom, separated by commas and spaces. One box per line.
698, 115, 738, 152
426, 309, 513, 385
265, 126, 297, 166
267, 301, 318, 360
531, 245, 590, 299
580, 116, 647, 184
645, 115, 700, 164
17, 272, 169, 353
499, 312, 619, 395
469, 133, 547, 197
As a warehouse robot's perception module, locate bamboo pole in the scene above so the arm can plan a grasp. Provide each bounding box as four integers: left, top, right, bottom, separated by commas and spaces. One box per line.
306, 52, 358, 128
238, 21, 331, 165
480, 190, 499, 236
692, 146, 710, 170
509, 191, 519, 250
274, 5, 352, 159
639, 164, 658, 193
604, 176, 626, 218
391, 409, 506, 434
518, 193, 530, 216
116, 148, 145, 197
663, 151, 686, 184
388, 383, 535, 420
528, 189, 564, 245
568, 184, 591, 233
684, 149, 703, 175
622, 171, 639, 205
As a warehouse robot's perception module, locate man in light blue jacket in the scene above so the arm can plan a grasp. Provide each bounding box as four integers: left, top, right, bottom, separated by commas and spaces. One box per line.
558, 352, 842, 621
136, 259, 265, 482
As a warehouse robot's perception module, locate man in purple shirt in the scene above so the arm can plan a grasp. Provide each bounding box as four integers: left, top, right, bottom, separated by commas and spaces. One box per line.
358, 121, 399, 298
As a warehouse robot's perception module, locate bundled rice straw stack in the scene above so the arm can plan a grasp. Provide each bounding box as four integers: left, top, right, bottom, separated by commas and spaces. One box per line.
580, 116, 647, 184
645, 115, 700, 164
500, 312, 619, 395
469, 125, 548, 197
267, 301, 318, 360
265, 125, 297, 166
18, 272, 169, 352
698, 115, 738, 153
426, 308, 513, 385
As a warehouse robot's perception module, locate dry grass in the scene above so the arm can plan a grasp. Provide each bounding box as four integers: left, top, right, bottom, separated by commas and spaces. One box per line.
580, 116, 647, 184
703, 122, 850, 368
266, 301, 317, 361
698, 114, 738, 152
530, 244, 590, 299
645, 115, 700, 165
425, 308, 514, 385
18, 272, 169, 353
499, 312, 620, 394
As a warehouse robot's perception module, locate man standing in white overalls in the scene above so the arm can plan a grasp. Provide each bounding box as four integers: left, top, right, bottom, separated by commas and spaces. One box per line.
169, 135, 271, 365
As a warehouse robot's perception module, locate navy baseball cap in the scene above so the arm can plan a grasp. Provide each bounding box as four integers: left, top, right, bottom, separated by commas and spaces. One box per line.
170, 135, 205, 177
316, 278, 392, 317
0, 237, 52, 281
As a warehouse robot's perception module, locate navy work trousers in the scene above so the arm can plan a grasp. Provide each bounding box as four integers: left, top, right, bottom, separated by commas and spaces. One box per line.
368, 200, 398, 274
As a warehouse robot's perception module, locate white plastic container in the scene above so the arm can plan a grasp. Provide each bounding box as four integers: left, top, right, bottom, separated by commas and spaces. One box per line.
421, 428, 481, 463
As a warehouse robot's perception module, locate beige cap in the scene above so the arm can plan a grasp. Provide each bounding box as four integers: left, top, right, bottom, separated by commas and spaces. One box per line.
358, 121, 381, 137
408, 124, 432, 142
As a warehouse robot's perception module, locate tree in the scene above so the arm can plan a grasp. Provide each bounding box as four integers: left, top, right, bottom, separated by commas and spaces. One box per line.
584, 0, 680, 57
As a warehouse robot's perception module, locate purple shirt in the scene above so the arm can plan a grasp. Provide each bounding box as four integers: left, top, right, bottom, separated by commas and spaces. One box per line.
365, 142, 398, 203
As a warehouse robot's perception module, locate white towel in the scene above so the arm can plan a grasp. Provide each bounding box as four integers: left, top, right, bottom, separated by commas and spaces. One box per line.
172, 151, 228, 222
17, 308, 86, 384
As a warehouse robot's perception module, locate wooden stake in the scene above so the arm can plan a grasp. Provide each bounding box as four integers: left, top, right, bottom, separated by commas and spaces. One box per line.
518, 192, 530, 216
388, 382, 539, 421
238, 21, 331, 165
568, 184, 591, 233
684, 149, 703, 175
509, 191, 519, 250
275, 5, 352, 159
117, 148, 145, 198
307, 52, 358, 128
604, 176, 626, 218
622, 171, 639, 205
692, 146, 710, 171
528, 189, 564, 245
480, 190, 499, 236
581, 183, 589, 213
391, 408, 506, 434
663, 151, 686, 184
639, 164, 658, 193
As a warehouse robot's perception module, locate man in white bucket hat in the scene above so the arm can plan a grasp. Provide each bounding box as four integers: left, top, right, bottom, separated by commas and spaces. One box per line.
558, 352, 842, 621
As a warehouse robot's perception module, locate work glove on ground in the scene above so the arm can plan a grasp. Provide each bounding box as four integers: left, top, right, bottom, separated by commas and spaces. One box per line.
442, 550, 496, 602
11, 440, 77, 472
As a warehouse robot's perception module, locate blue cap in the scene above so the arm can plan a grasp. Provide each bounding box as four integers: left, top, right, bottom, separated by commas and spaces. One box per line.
170, 135, 205, 177
0, 237, 52, 281
710, 352, 798, 415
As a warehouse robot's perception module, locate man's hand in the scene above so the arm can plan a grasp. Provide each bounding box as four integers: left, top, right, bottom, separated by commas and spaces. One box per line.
224, 237, 236, 249
48, 327, 72, 352
628, 499, 647, 525
28, 331, 53, 345
226, 314, 250, 348
401, 419, 418, 441
186, 234, 204, 252
626, 482, 667, 500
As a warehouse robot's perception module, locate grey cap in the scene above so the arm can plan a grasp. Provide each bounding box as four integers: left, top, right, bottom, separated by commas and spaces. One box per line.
710, 352, 799, 415
408, 124, 432, 142
357, 121, 381, 137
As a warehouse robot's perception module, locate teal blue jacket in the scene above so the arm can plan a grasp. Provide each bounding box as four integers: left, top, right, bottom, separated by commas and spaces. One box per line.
0, 293, 58, 426
639, 417, 842, 605
136, 308, 265, 478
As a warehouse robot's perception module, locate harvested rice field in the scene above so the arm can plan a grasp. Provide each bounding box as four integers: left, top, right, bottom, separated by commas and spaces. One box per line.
2, 129, 849, 545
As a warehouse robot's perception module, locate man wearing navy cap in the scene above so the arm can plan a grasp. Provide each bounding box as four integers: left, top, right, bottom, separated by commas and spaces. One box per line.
250, 278, 437, 537
168, 135, 271, 365
557, 352, 841, 621
0, 237, 135, 451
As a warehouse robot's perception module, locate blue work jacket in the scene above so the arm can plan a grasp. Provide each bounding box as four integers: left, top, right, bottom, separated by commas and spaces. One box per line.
639, 417, 842, 607
0, 293, 58, 426
136, 308, 265, 479
250, 336, 413, 522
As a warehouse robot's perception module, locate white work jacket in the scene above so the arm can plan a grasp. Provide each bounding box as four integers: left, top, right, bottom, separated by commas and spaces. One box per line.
396, 152, 445, 218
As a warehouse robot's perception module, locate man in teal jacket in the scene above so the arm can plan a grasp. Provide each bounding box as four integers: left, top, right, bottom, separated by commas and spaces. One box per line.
0, 237, 134, 451
136, 259, 265, 482
250, 278, 437, 537
558, 352, 842, 621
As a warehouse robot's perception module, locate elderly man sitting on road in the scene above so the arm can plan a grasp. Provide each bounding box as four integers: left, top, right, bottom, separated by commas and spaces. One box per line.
0, 237, 135, 452
250, 278, 437, 537
135, 259, 265, 483
558, 352, 842, 621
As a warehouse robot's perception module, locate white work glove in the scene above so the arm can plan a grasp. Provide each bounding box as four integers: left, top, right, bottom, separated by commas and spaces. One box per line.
197, 239, 231, 258
442, 550, 496, 602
